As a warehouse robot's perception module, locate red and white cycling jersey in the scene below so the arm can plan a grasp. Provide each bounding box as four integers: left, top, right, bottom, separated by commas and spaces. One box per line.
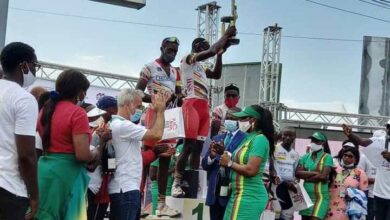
180, 55, 209, 100
140, 59, 180, 96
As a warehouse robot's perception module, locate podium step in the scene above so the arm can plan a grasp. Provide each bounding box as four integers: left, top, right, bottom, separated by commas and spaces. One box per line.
165, 196, 210, 220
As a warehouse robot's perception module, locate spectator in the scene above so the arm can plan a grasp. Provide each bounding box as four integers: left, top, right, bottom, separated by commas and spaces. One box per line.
30, 86, 47, 101
334, 140, 376, 220
36, 69, 102, 219
0, 42, 39, 219
274, 127, 300, 220
202, 108, 246, 220
108, 89, 168, 220
85, 105, 109, 220
219, 105, 275, 220
135, 36, 182, 217
342, 123, 390, 220
211, 84, 240, 138
296, 131, 334, 220
326, 146, 368, 220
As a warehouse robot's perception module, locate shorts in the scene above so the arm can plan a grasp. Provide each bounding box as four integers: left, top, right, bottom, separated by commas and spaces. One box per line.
182, 98, 210, 140
143, 107, 177, 147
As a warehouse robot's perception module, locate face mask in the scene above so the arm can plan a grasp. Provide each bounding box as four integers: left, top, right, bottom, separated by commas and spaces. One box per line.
340, 160, 355, 169
131, 109, 143, 123
224, 120, 238, 132
225, 98, 239, 108
22, 66, 36, 88
161, 53, 175, 64
238, 121, 251, 132
309, 143, 323, 152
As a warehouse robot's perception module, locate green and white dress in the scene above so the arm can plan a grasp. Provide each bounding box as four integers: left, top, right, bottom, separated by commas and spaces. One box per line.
223, 131, 269, 220
299, 150, 334, 219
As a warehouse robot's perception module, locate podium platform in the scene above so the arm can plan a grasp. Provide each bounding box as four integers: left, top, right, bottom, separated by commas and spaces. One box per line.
165, 196, 209, 220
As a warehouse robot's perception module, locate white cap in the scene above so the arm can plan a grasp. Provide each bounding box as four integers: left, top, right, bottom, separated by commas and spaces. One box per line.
373, 129, 386, 138
342, 142, 355, 148
387, 119, 390, 125
87, 107, 106, 118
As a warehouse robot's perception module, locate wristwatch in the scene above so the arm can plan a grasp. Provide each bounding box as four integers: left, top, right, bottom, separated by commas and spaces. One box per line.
227, 160, 233, 168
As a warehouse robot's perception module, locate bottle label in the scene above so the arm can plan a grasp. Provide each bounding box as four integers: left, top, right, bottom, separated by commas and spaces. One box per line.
108, 158, 116, 170
220, 186, 229, 196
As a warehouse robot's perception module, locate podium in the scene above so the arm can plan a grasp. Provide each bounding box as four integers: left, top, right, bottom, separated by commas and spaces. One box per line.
166, 196, 210, 220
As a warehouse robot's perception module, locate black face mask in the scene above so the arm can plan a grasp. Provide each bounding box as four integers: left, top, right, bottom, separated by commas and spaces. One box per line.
161, 53, 175, 64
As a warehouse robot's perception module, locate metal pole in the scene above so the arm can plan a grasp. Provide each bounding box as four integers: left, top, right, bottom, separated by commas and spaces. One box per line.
0, 0, 9, 48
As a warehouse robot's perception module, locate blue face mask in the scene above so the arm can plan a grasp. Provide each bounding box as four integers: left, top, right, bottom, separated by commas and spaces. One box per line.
224, 120, 238, 132
131, 109, 143, 123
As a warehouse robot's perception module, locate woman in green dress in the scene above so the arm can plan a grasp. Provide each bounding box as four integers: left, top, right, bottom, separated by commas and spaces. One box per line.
219, 105, 275, 220
296, 132, 334, 220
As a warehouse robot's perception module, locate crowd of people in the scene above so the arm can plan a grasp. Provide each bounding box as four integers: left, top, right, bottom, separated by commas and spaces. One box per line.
1, 24, 390, 220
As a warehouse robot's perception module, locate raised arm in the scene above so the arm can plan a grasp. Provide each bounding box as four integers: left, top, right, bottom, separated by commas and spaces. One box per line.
205, 54, 223, 80
342, 124, 373, 147
186, 26, 237, 64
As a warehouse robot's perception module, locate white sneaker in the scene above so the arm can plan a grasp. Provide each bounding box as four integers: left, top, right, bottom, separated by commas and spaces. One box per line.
171, 184, 185, 198
140, 209, 149, 218
156, 204, 181, 218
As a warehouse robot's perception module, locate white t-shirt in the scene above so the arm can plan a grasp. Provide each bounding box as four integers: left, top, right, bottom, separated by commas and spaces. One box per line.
355, 152, 377, 198
0, 80, 38, 197
88, 133, 102, 194
368, 136, 390, 199
273, 144, 300, 182
108, 115, 147, 194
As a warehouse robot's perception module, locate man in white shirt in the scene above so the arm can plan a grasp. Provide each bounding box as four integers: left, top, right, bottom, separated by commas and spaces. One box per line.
0, 42, 40, 219
273, 127, 299, 220
108, 89, 168, 220
343, 123, 390, 220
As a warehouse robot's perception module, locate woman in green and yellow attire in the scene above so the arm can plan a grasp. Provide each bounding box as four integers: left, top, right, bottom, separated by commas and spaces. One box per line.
296, 132, 334, 220
219, 105, 275, 220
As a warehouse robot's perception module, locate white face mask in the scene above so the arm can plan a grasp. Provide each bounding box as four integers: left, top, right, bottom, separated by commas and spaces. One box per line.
22, 66, 36, 88
238, 121, 251, 132
310, 143, 323, 152
340, 160, 355, 169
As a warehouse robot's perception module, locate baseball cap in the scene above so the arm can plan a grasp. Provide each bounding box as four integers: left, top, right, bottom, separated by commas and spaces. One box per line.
87, 107, 106, 118
96, 96, 117, 109
309, 132, 327, 142
232, 106, 261, 120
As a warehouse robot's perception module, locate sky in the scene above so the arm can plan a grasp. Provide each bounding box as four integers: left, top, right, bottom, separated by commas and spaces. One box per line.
4, 0, 390, 113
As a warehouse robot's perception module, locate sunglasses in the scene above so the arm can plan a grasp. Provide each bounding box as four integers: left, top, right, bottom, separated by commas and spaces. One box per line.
33, 62, 41, 72
163, 37, 180, 45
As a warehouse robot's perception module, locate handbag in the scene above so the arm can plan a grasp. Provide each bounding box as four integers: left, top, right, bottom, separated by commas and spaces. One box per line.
161, 107, 185, 140
288, 180, 314, 211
